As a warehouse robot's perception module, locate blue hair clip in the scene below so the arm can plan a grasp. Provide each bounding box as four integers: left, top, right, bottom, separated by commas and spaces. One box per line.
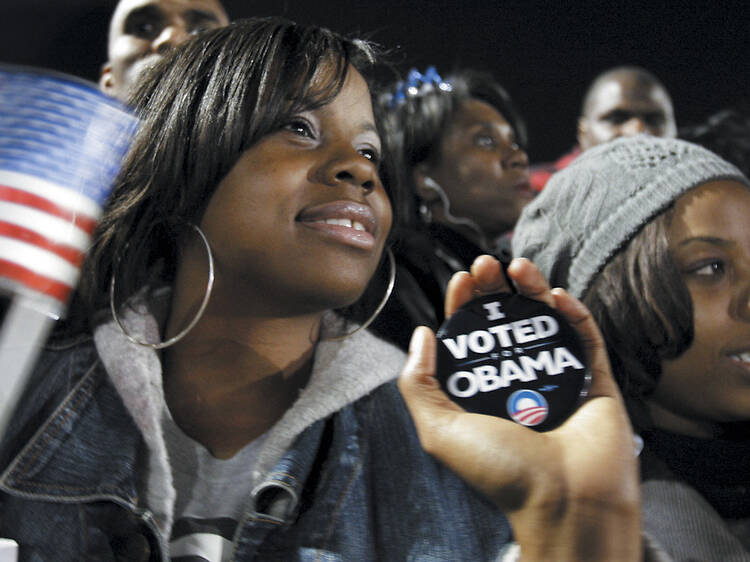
385, 66, 452, 109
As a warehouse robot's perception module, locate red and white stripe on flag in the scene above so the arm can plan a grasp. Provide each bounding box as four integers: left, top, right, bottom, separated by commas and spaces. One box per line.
0, 169, 101, 303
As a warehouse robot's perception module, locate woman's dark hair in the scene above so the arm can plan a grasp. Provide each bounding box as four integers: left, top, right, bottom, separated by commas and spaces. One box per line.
680, 102, 750, 178
380, 68, 527, 230
71, 17, 393, 331
583, 208, 694, 429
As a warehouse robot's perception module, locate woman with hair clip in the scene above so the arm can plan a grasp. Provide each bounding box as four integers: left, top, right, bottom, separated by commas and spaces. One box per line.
370, 67, 535, 349
0, 18, 645, 561
513, 134, 750, 561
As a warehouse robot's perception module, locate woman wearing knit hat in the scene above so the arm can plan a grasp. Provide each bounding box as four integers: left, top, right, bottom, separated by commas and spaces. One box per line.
512, 134, 750, 560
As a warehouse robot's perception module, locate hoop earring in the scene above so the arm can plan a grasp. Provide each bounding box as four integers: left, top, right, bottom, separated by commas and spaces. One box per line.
110, 223, 215, 349
323, 247, 396, 342
418, 202, 432, 224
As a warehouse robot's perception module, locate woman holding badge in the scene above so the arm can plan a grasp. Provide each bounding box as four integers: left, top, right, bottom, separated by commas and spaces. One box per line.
0, 18, 646, 561
514, 134, 750, 560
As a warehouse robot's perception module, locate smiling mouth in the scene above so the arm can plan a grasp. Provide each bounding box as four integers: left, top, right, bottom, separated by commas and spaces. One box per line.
297, 200, 377, 234
297, 202, 378, 251
308, 218, 367, 231
299, 218, 377, 251
730, 352, 750, 365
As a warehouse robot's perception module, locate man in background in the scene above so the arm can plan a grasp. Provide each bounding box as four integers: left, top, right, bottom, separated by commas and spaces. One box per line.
577, 65, 676, 150
531, 66, 676, 189
100, 0, 229, 102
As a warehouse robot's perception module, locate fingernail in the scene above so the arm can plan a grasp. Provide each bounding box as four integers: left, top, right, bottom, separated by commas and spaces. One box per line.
409, 326, 428, 354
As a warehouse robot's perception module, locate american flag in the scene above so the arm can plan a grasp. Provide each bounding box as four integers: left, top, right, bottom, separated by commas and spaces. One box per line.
0, 67, 138, 311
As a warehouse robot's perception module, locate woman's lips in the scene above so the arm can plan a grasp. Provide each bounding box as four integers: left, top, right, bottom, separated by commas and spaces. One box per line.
297, 201, 378, 250
724, 348, 750, 381
307, 217, 368, 231
514, 180, 537, 199
729, 351, 750, 371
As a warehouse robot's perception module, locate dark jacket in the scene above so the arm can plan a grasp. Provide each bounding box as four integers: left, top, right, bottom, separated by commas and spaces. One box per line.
639, 429, 750, 561
371, 224, 510, 350
0, 323, 516, 561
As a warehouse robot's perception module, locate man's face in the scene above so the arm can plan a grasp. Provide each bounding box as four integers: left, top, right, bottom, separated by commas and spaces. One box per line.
100, 0, 229, 102
577, 74, 676, 150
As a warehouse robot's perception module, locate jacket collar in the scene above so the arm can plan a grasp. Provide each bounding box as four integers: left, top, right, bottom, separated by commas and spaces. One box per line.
95, 294, 405, 532
1, 290, 406, 541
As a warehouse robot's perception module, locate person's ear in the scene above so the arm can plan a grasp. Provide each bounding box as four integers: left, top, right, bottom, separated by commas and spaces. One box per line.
99, 62, 116, 95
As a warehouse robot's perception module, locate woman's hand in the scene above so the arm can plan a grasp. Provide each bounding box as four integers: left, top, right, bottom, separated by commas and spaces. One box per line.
398, 255, 641, 561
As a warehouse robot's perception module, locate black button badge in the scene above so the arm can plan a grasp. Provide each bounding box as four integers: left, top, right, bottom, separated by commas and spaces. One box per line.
435, 293, 590, 432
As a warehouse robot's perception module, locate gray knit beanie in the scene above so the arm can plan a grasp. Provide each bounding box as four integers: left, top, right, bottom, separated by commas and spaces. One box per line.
512, 135, 750, 299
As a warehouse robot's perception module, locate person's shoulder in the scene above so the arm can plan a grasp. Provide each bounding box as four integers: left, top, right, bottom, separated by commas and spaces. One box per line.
39, 330, 100, 385
638, 444, 747, 559
0, 330, 101, 465
24, 328, 98, 401
641, 475, 747, 560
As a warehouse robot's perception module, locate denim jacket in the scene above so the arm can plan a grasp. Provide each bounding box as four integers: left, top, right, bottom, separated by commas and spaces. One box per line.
0, 321, 514, 561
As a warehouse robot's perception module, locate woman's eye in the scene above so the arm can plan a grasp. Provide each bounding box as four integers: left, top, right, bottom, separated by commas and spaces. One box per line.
474, 134, 496, 148
283, 119, 315, 139
689, 260, 725, 278
359, 147, 381, 165
133, 21, 158, 38
189, 24, 210, 35
605, 110, 629, 125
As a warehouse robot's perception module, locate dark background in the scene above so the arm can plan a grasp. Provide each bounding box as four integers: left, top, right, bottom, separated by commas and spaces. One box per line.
2, 0, 748, 161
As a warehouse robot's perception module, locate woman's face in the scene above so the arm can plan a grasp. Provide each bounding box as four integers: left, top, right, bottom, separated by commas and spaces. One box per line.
198, 66, 392, 316
650, 180, 750, 437
422, 98, 533, 239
